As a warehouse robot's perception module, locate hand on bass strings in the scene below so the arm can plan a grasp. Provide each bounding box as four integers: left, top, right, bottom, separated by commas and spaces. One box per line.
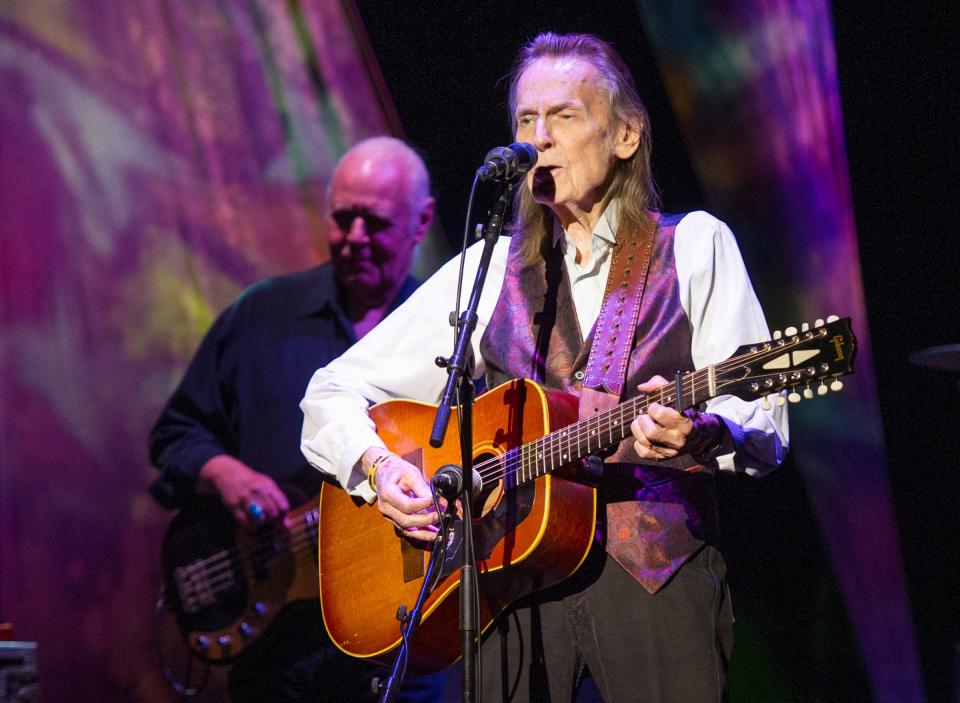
197, 454, 290, 525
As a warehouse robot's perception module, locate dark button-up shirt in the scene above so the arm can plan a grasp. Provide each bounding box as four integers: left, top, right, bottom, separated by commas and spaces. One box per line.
149, 262, 418, 508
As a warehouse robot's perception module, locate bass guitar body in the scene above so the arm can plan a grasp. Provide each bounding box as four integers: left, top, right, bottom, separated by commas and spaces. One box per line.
161, 485, 321, 663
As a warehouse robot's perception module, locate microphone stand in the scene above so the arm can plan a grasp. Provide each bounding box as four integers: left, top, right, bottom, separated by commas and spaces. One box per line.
430, 179, 515, 702
377, 501, 455, 703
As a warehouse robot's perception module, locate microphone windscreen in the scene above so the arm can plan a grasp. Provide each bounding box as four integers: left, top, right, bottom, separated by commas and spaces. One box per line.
508, 142, 538, 169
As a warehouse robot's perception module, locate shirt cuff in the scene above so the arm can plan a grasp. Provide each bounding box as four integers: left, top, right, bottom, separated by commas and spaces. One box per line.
712, 414, 744, 469
685, 411, 735, 464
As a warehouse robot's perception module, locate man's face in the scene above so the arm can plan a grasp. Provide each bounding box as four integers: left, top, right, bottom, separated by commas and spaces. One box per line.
327, 155, 423, 303
514, 58, 624, 219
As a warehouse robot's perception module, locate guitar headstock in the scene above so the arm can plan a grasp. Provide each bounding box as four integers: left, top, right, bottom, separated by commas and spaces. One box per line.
715, 316, 857, 408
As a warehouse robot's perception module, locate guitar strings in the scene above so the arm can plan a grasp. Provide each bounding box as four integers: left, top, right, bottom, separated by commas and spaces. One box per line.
175, 510, 319, 596
180, 508, 317, 575
194, 527, 321, 596
183, 528, 320, 598
183, 330, 833, 594
467, 330, 825, 488
179, 521, 317, 596
468, 376, 707, 484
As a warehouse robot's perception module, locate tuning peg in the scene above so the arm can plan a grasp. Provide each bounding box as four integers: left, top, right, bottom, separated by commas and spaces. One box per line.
760, 397, 773, 411
772, 329, 782, 340
785, 326, 798, 336
801, 322, 810, 332
803, 386, 814, 400
788, 391, 801, 403
830, 379, 844, 392
826, 315, 839, 323
776, 396, 786, 407
814, 318, 825, 328
817, 383, 828, 396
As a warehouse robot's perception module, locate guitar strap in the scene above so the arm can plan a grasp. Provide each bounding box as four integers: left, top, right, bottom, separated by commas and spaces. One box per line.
578, 212, 659, 419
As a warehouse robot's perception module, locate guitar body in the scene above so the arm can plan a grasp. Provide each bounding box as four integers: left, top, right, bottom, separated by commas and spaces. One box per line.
161, 489, 321, 662
318, 378, 595, 674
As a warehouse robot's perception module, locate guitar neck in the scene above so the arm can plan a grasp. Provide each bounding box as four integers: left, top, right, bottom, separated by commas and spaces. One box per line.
511, 368, 712, 488
506, 315, 858, 488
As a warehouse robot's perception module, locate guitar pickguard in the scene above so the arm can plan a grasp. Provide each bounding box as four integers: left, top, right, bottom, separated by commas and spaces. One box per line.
435, 481, 536, 581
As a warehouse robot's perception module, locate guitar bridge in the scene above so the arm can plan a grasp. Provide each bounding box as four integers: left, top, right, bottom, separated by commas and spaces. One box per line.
400, 447, 426, 583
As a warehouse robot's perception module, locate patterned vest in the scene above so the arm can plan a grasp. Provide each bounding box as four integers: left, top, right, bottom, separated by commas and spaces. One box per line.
479, 213, 719, 593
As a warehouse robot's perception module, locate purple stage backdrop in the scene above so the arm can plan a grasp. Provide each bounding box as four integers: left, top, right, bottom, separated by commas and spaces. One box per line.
637, 1, 922, 701
0, 1, 445, 700
0, 1, 925, 701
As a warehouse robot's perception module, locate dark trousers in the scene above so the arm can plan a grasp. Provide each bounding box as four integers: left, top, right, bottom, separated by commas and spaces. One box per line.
479, 544, 733, 703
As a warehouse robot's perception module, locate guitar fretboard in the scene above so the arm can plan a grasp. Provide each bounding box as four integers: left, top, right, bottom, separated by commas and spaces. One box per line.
500, 366, 714, 489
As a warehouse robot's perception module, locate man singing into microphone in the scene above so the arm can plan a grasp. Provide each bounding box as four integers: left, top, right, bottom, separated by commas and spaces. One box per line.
301, 32, 787, 701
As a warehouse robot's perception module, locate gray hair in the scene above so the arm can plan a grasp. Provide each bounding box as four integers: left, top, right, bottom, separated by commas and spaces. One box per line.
506, 32, 659, 263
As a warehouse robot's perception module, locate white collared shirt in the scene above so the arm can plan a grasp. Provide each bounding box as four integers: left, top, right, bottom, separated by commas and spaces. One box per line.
558, 203, 618, 338
301, 206, 789, 502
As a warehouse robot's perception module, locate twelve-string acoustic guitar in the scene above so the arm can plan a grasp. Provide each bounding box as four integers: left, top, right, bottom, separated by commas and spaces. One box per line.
316, 316, 857, 674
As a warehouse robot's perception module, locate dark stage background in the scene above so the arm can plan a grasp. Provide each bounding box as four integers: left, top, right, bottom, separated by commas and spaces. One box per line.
836, 3, 960, 700
0, 1, 956, 701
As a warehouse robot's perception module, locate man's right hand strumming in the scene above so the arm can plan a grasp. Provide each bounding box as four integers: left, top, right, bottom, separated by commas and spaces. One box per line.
362, 447, 441, 542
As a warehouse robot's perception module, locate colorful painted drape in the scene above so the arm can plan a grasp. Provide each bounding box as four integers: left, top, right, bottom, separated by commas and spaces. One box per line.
0, 1, 926, 700
0, 2, 444, 700
637, 2, 923, 701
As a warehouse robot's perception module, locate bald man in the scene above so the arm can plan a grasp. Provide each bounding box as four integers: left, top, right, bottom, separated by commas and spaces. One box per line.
329, 136, 434, 339
150, 137, 443, 701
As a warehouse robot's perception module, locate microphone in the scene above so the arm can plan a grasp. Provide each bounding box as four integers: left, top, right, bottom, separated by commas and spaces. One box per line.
431, 464, 483, 498
476, 142, 538, 181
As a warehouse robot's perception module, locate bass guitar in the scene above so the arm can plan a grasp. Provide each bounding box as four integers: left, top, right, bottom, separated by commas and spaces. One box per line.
317, 316, 857, 674
160, 475, 322, 663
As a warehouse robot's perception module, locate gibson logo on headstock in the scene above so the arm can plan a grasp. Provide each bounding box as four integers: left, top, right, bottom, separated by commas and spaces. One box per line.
832, 334, 846, 361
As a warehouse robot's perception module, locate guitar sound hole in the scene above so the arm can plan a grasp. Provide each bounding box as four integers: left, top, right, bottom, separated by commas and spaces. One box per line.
471, 452, 502, 519
468, 450, 535, 560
